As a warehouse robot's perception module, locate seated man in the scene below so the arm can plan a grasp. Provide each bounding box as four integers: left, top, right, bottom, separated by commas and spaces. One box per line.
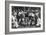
28, 13, 35, 26
12, 12, 19, 28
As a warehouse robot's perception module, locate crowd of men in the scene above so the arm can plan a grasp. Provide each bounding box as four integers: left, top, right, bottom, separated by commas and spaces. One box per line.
12, 7, 41, 28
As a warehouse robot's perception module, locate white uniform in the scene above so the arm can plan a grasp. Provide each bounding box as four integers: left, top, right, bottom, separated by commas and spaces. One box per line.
37, 18, 41, 26
12, 16, 19, 28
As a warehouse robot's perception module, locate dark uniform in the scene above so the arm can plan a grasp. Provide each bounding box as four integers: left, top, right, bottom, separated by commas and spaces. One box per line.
34, 15, 38, 26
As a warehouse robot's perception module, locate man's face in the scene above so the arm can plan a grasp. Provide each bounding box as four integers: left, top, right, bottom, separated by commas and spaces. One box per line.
14, 12, 17, 16
35, 13, 39, 16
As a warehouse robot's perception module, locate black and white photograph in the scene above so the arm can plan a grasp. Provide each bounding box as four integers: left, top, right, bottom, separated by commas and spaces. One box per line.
8, 3, 44, 32
12, 6, 41, 28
